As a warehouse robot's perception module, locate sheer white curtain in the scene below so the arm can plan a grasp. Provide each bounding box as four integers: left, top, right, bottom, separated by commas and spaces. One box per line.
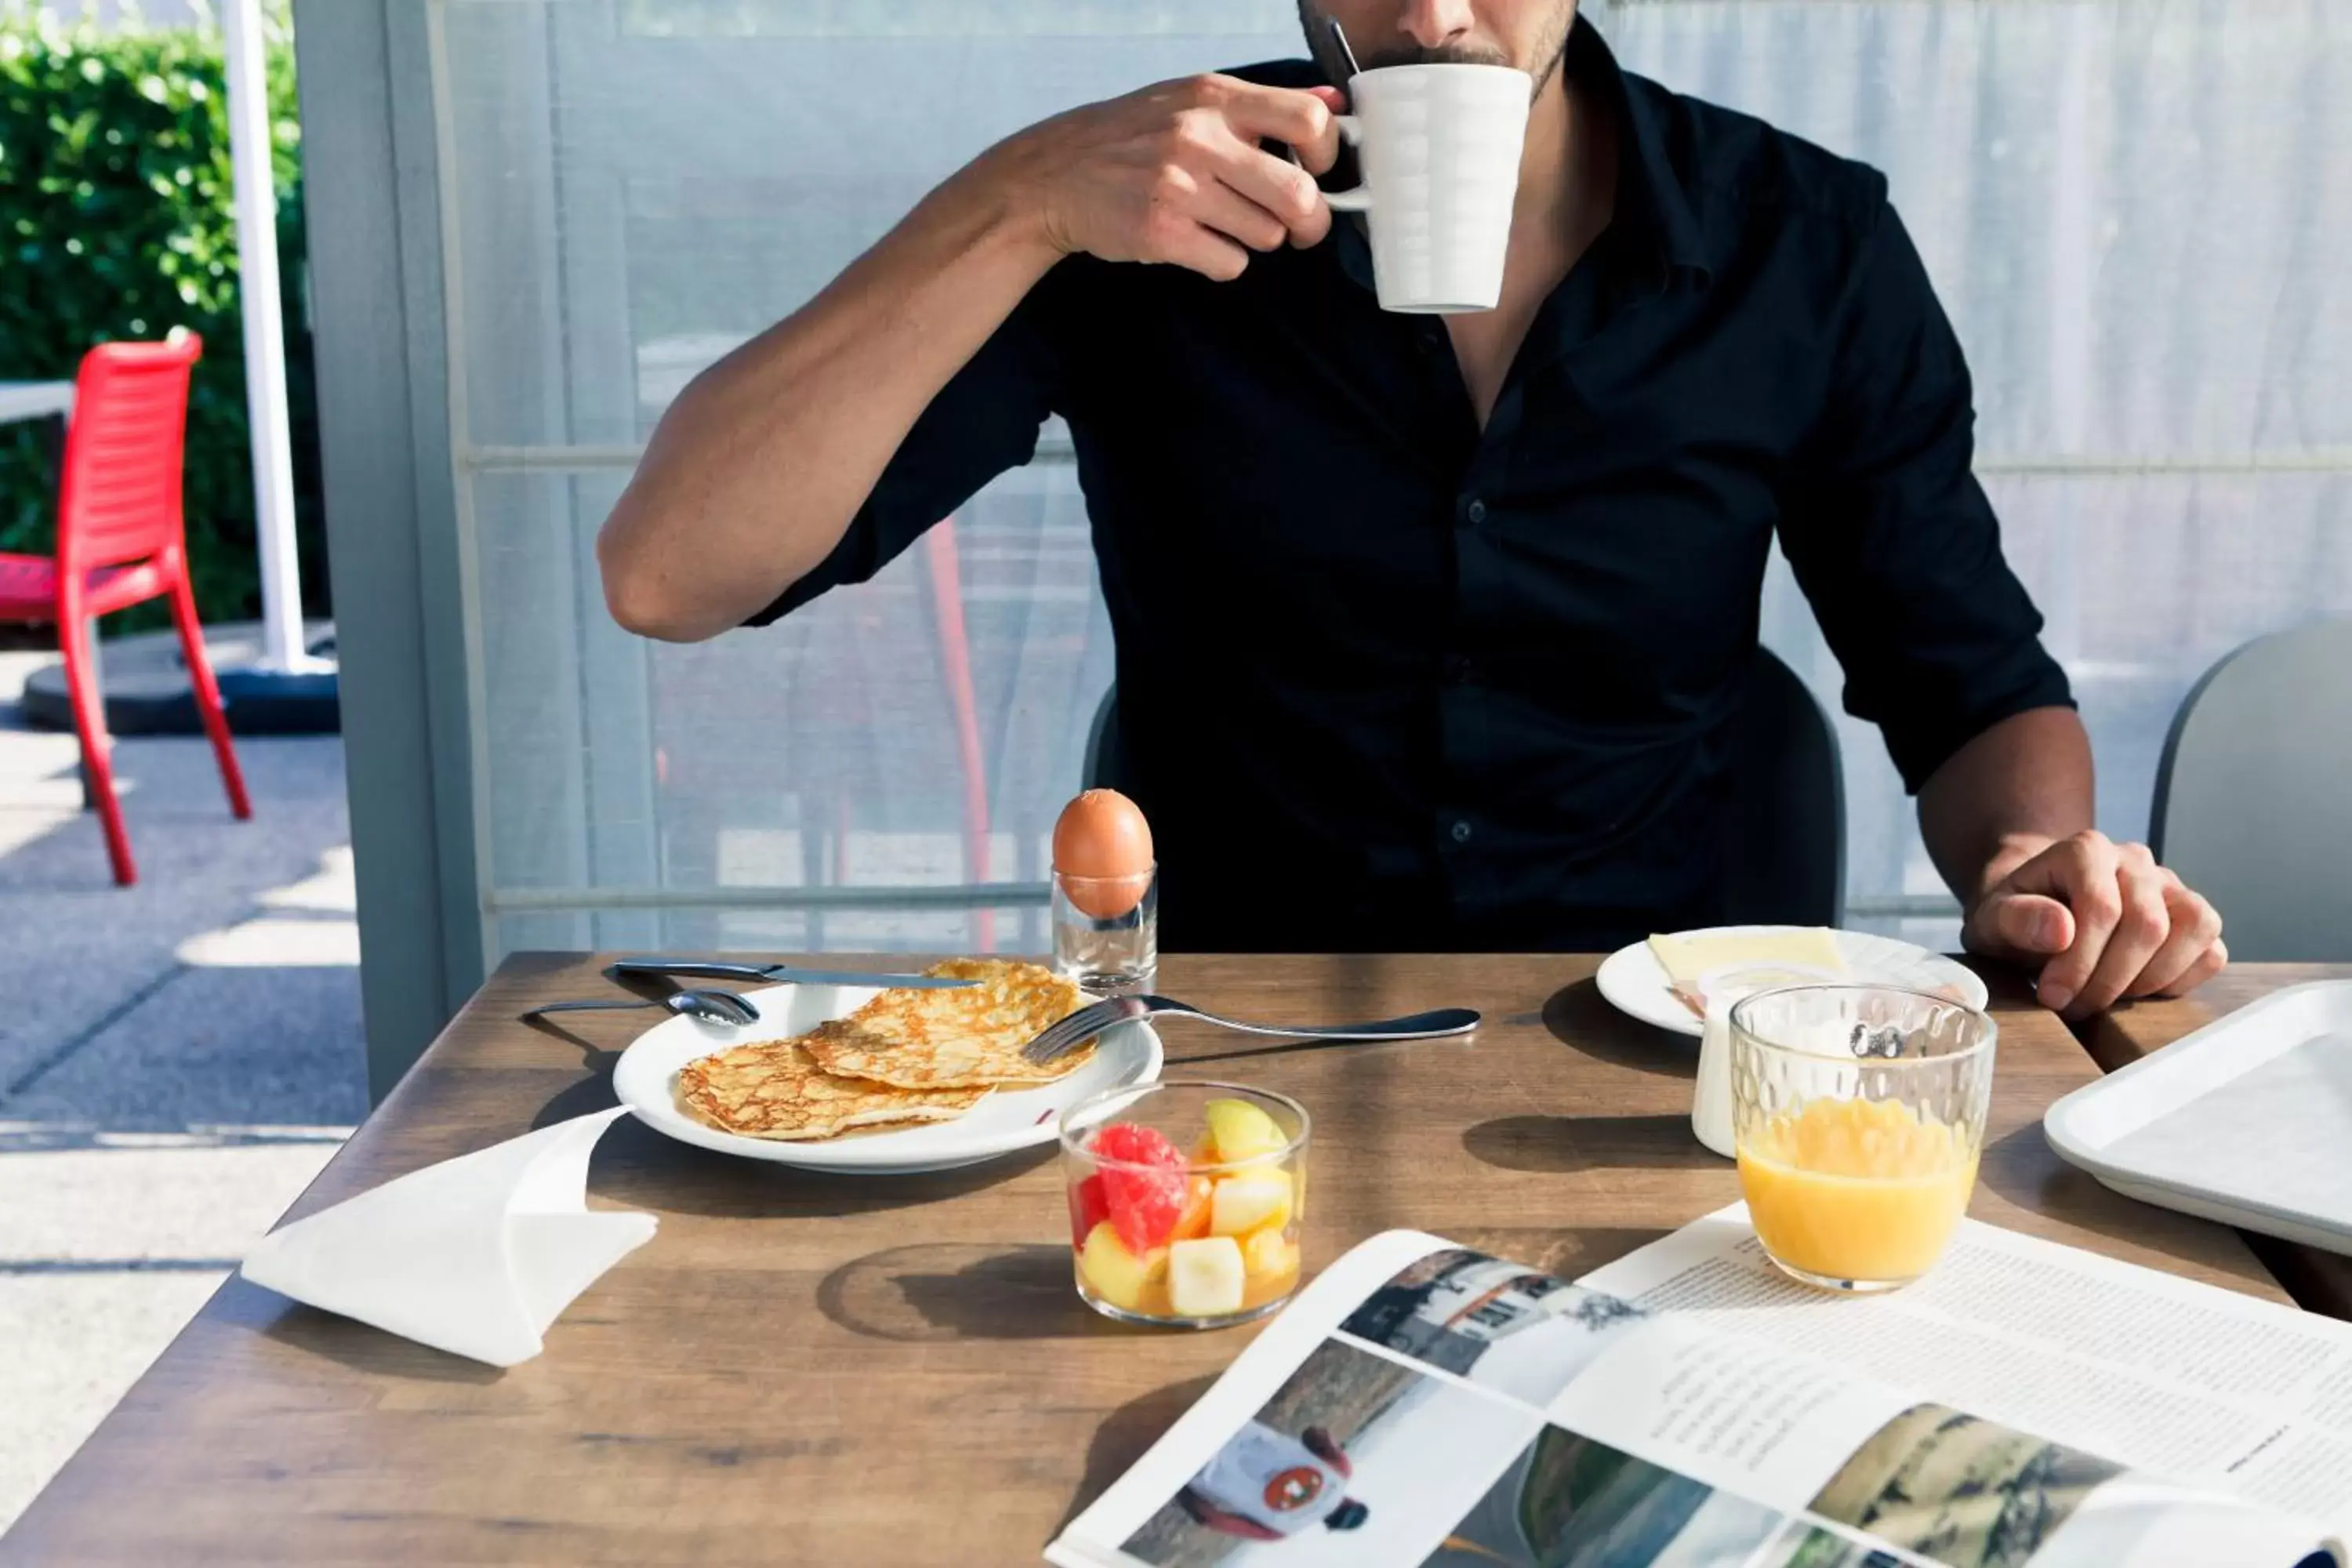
433, 1, 1305, 960
1600, 0, 2352, 947
432, 0, 2350, 963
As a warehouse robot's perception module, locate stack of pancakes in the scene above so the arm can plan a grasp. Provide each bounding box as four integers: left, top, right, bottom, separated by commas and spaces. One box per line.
674, 958, 1098, 1141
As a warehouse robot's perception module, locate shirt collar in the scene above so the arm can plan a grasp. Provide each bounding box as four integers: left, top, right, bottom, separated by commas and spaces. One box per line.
1576, 15, 1711, 282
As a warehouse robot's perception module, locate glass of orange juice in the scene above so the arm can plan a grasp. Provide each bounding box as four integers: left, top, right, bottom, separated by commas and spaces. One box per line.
1730, 985, 1995, 1293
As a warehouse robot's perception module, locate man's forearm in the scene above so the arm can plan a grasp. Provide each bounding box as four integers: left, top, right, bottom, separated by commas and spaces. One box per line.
594, 72, 1345, 646
1917, 705, 2094, 910
596, 164, 1060, 642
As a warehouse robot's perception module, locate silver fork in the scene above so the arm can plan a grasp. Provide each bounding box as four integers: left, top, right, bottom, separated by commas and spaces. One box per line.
1023, 995, 1479, 1066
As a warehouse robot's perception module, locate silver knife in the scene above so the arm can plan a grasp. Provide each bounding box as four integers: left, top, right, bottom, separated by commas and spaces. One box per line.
607, 957, 980, 990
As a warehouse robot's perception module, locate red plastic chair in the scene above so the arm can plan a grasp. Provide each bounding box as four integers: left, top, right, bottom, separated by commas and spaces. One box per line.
0, 331, 251, 885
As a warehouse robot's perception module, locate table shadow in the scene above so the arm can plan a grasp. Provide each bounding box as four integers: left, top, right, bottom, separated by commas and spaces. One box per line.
1462, 1112, 1729, 1174
1164, 1029, 1476, 1069
1542, 979, 1696, 1078
1976, 1120, 2054, 1208
583, 1116, 1059, 1220
1051, 1373, 1221, 1541
1976, 1116, 2131, 1224
529, 1062, 626, 1131
816, 1242, 1144, 1342
254, 1293, 507, 1385
524, 1025, 1062, 1220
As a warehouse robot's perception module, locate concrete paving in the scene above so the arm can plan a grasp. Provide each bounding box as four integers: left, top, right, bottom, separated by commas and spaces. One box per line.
0, 648, 362, 1530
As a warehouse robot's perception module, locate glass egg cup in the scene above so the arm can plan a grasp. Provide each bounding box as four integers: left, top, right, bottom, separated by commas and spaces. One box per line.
1052, 863, 1158, 996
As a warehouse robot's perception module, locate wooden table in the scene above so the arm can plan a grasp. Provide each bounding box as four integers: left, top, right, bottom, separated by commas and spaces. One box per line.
2082, 963, 2352, 1321
3, 953, 2299, 1564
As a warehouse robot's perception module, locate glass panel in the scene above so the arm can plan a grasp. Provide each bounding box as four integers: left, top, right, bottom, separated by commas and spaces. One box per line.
495, 905, 1049, 960
1606, 0, 2352, 931
470, 460, 1106, 952
437, 0, 1302, 451
437, 0, 1296, 960
440, 0, 2352, 956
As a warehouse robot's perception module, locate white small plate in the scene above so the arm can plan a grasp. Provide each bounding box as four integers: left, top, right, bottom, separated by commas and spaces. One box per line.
612, 982, 1161, 1174
1594, 925, 1990, 1038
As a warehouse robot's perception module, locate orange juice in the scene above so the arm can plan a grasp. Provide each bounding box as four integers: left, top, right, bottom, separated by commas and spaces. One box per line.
1737, 1096, 1978, 1285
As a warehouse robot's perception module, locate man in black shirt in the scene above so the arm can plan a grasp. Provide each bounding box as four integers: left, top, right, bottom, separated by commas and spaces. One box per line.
598, 1, 2228, 1018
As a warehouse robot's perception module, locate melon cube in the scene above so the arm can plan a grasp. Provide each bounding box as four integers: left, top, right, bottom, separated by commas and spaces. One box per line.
1080, 1221, 1166, 1312
1210, 1172, 1294, 1237
1243, 1225, 1298, 1280
1205, 1098, 1287, 1163
1168, 1236, 1247, 1317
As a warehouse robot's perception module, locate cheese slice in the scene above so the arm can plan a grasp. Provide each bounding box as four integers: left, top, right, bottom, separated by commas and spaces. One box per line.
1646, 928, 1848, 1009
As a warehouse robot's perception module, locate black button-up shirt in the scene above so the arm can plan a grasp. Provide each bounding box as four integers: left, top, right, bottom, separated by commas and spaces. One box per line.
753, 17, 2071, 953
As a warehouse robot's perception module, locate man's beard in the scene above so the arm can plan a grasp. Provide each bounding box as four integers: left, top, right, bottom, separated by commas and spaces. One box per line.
1298, 2, 1577, 99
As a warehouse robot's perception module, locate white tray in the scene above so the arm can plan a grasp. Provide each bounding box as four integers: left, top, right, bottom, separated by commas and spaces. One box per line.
2045, 981, 2352, 1256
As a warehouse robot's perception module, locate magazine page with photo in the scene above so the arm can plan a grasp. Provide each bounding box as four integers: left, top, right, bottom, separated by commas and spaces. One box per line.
1045, 1225, 2348, 1568
1576, 1208, 2352, 1543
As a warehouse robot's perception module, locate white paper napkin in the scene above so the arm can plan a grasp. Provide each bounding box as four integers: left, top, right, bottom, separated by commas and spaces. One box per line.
241, 1106, 656, 1367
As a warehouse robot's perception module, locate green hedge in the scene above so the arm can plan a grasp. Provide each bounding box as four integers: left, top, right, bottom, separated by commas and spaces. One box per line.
0, 6, 321, 633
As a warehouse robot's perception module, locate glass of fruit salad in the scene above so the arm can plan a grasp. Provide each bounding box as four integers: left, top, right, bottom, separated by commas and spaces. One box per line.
1059, 1080, 1308, 1327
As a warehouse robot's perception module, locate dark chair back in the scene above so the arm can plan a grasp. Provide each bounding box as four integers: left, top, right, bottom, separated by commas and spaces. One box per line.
1082, 645, 1846, 928
1719, 647, 1846, 929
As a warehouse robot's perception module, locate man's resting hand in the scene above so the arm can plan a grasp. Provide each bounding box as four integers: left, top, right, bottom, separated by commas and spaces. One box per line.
1962, 829, 2227, 1019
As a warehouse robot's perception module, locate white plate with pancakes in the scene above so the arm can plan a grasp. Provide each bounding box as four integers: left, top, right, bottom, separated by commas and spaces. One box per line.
612, 965, 1162, 1174
1595, 925, 1988, 1039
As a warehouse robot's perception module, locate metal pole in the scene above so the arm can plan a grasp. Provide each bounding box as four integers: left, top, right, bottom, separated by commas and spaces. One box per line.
221, 0, 315, 673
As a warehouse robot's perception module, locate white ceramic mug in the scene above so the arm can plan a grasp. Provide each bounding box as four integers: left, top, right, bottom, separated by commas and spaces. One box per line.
1323, 62, 1532, 314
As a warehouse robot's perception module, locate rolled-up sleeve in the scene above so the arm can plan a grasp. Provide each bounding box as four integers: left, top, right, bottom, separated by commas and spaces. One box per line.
1777, 197, 2074, 794
744, 273, 1067, 627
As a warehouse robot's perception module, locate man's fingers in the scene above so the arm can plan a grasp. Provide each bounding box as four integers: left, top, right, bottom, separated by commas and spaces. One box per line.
1219, 82, 1342, 173
1159, 219, 1251, 281
2156, 935, 2227, 998
1974, 891, 2074, 960
2131, 875, 2225, 997
2063, 855, 2174, 1018
1190, 177, 1294, 253
1213, 142, 1331, 248
2023, 831, 2122, 1013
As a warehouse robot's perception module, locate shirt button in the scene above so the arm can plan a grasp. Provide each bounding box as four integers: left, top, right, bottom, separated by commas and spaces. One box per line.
1450, 819, 1474, 844
1463, 497, 1488, 525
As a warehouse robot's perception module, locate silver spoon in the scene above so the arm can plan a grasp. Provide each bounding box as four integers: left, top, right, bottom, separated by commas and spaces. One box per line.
525, 989, 759, 1027
1327, 17, 1363, 81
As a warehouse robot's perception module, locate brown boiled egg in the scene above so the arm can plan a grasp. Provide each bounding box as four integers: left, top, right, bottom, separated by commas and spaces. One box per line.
1053, 789, 1154, 918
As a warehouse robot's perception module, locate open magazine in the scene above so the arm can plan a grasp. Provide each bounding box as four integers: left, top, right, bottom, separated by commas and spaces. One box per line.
1050, 1206, 2352, 1568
